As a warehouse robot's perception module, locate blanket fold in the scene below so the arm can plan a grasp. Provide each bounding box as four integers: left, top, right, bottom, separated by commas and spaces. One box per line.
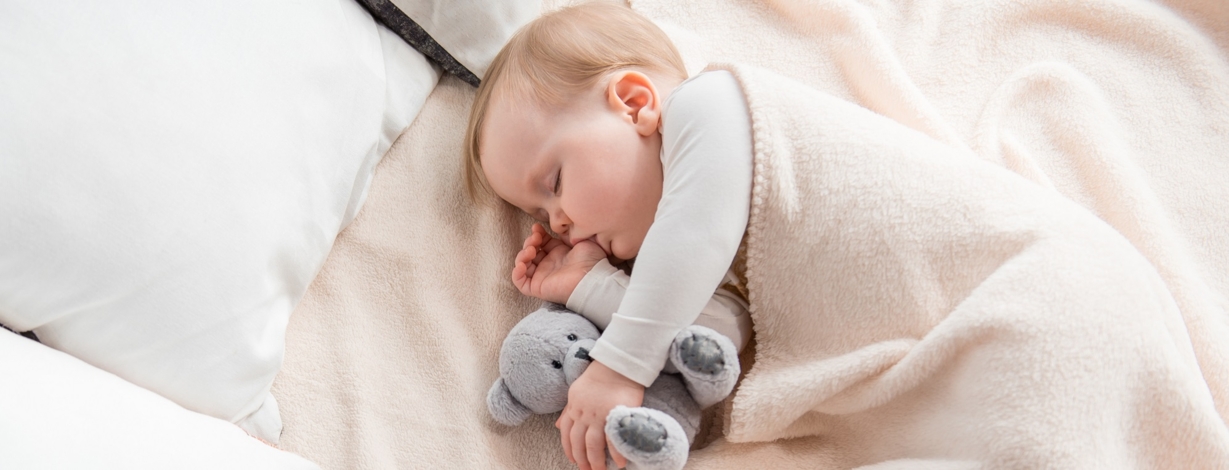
721, 62, 1229, 467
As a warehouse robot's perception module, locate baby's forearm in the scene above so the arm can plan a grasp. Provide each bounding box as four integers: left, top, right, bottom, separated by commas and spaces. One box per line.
566, 259, 750, 352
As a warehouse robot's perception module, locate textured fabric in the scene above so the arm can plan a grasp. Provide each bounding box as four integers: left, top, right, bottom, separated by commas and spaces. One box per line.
627, 0, 1229, 466
711, 61, 1229, 467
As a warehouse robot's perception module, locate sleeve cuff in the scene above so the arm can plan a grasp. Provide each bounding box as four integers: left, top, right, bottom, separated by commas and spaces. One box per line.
565, 258, 629, 330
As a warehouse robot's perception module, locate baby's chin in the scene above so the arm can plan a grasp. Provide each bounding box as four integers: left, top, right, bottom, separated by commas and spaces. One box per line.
610, 242, 638, 265
606, 245, 627, 264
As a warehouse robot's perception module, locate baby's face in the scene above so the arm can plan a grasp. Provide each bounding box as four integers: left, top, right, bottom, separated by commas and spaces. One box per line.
480, 84, 664, 262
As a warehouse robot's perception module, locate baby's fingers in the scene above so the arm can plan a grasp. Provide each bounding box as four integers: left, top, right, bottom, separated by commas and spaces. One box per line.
515, 244, 537, 265
607, 437, 627, 469
525, 242, 550, 266
511, 268, 532, 296
585, 427, 607, 470
514, 247, 537, 275
571, 424, 591, 470
523, 224, 549, 252
542, 235, 568, 254
557, 414, 576, 465
512, 246, 537, 294
528, 224, 550, 247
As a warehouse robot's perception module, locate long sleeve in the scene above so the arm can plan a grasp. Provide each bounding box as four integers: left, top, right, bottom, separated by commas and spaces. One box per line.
567, 258, 752, 352
587, 71, 753, 387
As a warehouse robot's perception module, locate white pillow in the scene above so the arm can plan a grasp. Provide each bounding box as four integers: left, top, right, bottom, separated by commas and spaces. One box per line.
0, 331, 319, 469
0, 0, 438, 443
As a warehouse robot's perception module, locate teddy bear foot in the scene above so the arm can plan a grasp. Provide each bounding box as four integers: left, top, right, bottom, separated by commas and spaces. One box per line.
606, 406, 688, 470
670, 326, 740, 408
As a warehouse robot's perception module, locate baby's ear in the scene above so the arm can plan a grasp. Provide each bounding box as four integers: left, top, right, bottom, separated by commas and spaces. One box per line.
606, 70, 661, 137
487, 377, 532, 426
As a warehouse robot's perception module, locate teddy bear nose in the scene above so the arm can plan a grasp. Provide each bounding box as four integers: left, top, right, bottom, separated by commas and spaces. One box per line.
574, 347, 592, 362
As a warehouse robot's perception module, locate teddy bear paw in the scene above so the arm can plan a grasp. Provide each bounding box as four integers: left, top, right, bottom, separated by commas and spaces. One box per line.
614, 410, 667, 452
677, 332, 726, 374
606, 406, 688, 470
670, 326, 740, 408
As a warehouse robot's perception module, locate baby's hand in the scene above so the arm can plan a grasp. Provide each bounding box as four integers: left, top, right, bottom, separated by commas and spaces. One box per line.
512, 224, 606, 304
557, 361, 644, 470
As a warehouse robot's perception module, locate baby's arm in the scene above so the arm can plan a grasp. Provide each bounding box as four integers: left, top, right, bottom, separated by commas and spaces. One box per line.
567, 259, 752, 351
559, 70, 752, 470
588, 70, 753, 387
511, 223, 607, 304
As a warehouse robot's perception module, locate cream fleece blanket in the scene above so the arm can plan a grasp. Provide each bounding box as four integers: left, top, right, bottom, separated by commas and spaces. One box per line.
716, 60, 1229, 467
273, 0, 1229, 468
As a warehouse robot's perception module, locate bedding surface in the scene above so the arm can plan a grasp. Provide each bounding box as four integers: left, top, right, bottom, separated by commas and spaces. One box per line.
274, 0, 1229, 467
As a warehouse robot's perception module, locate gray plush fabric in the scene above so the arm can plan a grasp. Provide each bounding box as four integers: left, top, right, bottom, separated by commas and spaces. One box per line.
487, 304, 739, 470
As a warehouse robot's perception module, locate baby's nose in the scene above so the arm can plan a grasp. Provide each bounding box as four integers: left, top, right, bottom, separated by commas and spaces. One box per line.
549, 212, 570, 236
551, 223, 569, 241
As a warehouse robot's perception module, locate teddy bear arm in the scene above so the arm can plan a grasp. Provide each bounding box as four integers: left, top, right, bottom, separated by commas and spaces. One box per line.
487, 378, 533, 426
642, 375, 702, 442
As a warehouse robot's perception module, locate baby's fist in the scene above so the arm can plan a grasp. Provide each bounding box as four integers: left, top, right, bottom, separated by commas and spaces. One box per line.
512, 225, 605, 304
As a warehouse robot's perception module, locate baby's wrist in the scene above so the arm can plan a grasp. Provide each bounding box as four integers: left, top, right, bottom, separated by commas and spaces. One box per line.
550, 271, 587, 304
564, 258, 618, 310
586, 360, 642, 389
537, 273, 583, 305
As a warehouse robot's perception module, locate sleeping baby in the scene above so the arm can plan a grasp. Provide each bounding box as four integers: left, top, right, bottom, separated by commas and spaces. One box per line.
462, 3, 752, 469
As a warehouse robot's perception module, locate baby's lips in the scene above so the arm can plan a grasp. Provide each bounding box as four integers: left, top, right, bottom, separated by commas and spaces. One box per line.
569, 235, 597, 247
573, 237, 613, 258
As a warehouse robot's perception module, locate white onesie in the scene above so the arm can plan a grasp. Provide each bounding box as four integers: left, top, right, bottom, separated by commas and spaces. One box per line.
564, 70, 754, 387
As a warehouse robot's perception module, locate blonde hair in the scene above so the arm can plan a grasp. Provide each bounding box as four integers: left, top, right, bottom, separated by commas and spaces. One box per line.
462, 1, 688, 202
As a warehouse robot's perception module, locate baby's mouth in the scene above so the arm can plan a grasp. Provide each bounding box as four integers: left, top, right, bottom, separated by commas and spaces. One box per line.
594, 237, 613, 258
578, 235, 612, 258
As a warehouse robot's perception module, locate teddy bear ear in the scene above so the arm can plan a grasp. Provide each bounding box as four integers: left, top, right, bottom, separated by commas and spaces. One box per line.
488, 377, 532, 426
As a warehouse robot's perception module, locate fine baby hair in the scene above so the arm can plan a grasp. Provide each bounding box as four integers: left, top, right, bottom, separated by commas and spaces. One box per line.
462, 1, 687, 201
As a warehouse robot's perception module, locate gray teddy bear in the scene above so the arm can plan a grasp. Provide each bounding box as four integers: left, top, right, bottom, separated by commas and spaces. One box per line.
487, 303, 740, 470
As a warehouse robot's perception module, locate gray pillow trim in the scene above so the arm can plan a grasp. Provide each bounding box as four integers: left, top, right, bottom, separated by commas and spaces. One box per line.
1, 322, 39, 342
355, 0, 482, 87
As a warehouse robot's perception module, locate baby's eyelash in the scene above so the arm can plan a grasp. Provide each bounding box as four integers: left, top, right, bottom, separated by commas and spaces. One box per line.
553, 170, 562, 194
